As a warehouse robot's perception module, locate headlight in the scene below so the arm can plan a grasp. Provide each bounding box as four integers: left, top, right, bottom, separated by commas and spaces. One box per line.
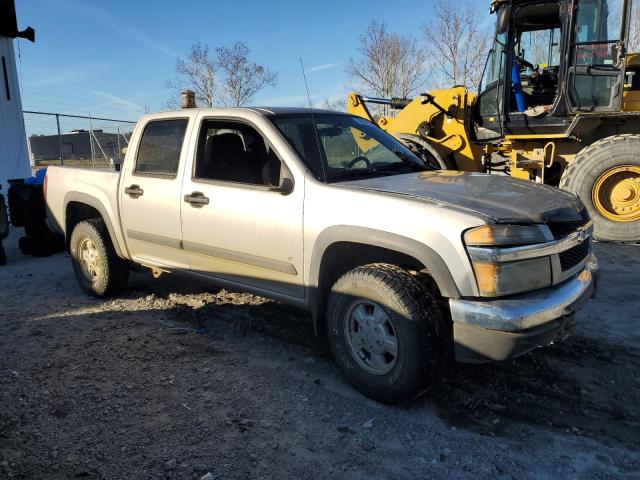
464, 224, 551, 296
464, 224, 547, 246
471, 257, 552, 296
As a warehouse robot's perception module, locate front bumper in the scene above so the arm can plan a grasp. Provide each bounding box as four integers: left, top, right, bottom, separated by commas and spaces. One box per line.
450, 254, 598, 363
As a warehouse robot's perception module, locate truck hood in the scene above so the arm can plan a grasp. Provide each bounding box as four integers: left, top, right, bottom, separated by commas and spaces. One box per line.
339, 171, 585, 223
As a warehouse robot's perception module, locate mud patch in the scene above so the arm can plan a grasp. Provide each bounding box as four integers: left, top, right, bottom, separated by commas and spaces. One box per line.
433, 335, 640, 450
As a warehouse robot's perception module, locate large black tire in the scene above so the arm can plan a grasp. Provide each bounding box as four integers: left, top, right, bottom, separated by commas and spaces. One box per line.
0, 244, 6, 266
559, 134, 640, 242
325, 263, 450, 404
69, 219, 129, 297
397, 134, 454, 170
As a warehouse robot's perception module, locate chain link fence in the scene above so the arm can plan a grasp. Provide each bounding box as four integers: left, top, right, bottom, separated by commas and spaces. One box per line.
23, 111, 136, 170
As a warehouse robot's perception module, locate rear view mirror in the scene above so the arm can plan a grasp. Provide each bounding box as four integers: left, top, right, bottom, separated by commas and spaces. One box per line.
496, 5, 511, 34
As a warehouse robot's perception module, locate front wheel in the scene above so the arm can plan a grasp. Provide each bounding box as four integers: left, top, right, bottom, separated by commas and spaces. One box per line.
70, 219, 129, 297
325, 264, 450, 404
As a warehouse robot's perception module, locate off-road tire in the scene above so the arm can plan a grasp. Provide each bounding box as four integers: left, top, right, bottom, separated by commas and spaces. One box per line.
0, 244, 6, 266
325, 263, 450, 404
70, 219, 129, 297
559, 134, 640, 242
398, 133, 454, 170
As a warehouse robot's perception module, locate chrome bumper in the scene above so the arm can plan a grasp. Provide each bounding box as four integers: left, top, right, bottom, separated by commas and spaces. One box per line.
450, 254, 598, 363
450, 253, 598, 332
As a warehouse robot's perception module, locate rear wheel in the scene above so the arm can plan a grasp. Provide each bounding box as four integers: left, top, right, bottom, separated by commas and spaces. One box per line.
325, 264, 450, 404
70, 219, 129, 297
560, 134, 640, 242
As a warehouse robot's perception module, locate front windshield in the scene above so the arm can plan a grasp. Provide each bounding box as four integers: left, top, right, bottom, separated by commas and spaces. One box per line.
270, 113, 428, 182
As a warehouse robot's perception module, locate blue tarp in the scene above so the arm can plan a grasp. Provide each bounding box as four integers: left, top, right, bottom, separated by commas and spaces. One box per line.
24, 168, 47, 185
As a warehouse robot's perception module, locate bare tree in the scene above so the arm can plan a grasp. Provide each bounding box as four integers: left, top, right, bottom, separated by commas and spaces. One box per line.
346, 21, 428, 103
422, 0, 490, 91
320, 97, 345, 111
629, 2, 640, 52
216, 42, 278, 107
165, 43, 217, 108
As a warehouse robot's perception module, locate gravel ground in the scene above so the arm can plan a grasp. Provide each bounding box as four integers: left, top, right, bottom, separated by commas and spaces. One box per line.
0, 229, 639, 480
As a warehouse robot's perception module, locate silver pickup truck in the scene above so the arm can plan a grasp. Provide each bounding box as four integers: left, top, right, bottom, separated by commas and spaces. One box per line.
45, 107, 597, 403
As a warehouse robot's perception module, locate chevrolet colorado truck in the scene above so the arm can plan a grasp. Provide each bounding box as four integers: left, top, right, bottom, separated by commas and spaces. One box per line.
45, 107, 598, 403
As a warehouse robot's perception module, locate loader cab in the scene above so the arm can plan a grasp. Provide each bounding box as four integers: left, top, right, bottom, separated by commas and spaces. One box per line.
474, 0, 631, 139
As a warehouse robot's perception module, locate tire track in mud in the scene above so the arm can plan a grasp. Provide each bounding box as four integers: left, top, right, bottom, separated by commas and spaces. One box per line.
118, 279, 640, 452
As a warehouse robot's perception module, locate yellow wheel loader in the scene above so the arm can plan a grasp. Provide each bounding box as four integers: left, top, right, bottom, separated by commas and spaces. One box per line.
348, 0, 640, 242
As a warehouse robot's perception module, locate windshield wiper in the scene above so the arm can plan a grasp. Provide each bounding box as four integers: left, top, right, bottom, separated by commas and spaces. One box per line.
327, 169, 385, 181
373, 156, 429, 174
391, 150, 432, 171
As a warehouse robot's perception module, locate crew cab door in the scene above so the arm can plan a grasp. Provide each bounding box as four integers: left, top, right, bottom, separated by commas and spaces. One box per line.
119, 117, 192, 269
566, 0, 631, 111
180, 114, 304, 300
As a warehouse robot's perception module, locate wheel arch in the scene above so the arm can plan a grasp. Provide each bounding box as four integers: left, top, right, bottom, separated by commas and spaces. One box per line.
64, 192, 126, 258
308, 226, 459, 335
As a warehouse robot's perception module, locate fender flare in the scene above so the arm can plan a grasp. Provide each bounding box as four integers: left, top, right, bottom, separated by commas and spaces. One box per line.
308, 225, 460, 325
63, 192, 127, 259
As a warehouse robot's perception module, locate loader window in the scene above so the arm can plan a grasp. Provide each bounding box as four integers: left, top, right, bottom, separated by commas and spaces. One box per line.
574, 0, 623, 65
476, 30, 507, 138
568, 0, 626, 110
478, 31, 507, 118
510, 3, 562, 114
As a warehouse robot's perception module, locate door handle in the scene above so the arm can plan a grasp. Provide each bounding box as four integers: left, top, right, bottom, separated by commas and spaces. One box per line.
184, 191, 209, 206
124, 184, 144, 197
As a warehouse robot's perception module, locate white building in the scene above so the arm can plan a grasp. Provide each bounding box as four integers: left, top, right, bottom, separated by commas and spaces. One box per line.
0, 0, 34, 190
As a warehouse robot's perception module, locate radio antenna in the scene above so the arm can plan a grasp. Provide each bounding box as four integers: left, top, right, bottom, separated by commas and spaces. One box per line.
299, 57, 327, 182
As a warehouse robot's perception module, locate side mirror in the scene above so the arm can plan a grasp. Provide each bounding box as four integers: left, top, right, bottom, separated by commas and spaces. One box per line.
267, 160, 294, 195
496, 5, 511, 34
270, 177, 294, 195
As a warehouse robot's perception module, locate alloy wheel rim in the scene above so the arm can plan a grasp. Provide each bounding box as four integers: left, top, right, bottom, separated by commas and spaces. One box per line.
344, 300, 399, 375
78, 237, 101, 282
592, 165, 640, 222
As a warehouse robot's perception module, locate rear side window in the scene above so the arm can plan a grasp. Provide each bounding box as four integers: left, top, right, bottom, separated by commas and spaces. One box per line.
135, 119, 188, 176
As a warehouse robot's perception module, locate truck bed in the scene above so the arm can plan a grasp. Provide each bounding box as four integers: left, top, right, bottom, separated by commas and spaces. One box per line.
45, 166, 121, 240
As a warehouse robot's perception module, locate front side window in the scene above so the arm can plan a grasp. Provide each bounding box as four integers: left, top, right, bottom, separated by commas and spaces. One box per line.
135, 119, 188, 176
271, 114, 427, 182
194, 120, 281, 186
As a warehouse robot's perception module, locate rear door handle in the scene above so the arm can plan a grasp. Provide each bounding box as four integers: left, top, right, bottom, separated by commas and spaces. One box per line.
124, 184, 144, 197
184, 191, 209, 206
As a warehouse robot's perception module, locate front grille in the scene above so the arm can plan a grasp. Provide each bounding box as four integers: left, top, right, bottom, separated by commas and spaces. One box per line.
547, 209, 590, 240
547, 220, 586, 240
559, 240, 590, 271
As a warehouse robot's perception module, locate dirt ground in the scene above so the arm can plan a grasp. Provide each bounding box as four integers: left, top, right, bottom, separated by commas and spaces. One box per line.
0, 229, 639, 480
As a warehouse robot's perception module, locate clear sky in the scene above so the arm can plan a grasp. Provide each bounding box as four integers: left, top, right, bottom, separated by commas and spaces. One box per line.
13, 0, 489, 121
